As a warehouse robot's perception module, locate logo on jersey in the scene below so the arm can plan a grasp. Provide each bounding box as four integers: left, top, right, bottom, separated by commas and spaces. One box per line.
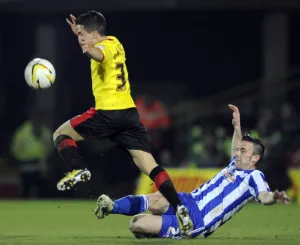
96, 45, 105, 50
221, 168, 235, 183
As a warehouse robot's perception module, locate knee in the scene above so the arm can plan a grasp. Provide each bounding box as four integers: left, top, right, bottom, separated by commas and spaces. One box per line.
148, 192, 165, 215
129, 221, 141, 233
129, 219, 148, 239
53, 124, 70, 142
53, 128, 60, 142
53, 128, 66, 143
129, 216, 137, 232
53, 128, 72, 147
129, 216, 142, 233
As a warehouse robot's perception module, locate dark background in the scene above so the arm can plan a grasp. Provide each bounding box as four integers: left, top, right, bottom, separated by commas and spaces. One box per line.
0, 1, 300, 200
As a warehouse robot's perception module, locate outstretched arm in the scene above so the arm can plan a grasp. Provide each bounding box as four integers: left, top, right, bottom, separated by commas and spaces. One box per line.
249, 171, 291, 205
228, 104, 242, 158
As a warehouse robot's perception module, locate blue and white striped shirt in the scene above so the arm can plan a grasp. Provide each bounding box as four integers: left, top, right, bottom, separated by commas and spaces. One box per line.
190, 156, 270, 237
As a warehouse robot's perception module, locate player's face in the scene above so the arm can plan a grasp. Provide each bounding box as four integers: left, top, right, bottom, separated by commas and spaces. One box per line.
235, 141, 260, 170
76, 25, 94, 43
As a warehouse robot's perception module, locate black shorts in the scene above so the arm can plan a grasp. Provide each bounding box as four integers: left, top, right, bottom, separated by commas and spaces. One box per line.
70, 107, 150, 152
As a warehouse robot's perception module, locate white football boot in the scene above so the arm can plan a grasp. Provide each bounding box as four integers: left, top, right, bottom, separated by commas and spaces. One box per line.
94, 194, 114, 219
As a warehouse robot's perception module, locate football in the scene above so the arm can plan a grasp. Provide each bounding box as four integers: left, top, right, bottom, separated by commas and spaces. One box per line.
24, 58, 56, 89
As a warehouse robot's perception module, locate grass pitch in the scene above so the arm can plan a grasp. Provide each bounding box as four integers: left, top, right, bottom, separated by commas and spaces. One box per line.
0, 200, 299, 245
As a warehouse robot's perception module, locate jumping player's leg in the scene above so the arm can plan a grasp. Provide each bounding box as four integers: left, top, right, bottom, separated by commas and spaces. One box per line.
53, 108, 104, 190
53, 120, 86, 170
128, 149, 193, 234
109, 108, 193, 234
53, 119, 91, 190
128, 150, 182, 209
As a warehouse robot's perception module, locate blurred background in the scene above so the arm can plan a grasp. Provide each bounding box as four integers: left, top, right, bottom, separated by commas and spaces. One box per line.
0, 0, 300, 202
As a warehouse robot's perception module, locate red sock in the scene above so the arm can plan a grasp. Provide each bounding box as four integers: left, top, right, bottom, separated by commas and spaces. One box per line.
54, 135, 86, 170
150, 166, 181, 208
153, 171, 170, 190
58, 138, 77, 151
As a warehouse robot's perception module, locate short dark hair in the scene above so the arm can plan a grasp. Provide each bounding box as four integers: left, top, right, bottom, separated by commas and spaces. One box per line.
76, 10, 106, 35
242, 133, 265, 163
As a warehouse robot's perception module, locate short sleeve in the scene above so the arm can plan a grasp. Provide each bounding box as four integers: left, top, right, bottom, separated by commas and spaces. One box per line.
248, 170, 271, 199
94, 43, 112, 63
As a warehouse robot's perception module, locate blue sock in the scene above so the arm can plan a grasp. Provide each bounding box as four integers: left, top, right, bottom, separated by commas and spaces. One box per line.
111, 195, 148, 216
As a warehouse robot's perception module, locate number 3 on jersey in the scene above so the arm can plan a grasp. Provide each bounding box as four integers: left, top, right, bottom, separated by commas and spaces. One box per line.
116, 63, 126, 91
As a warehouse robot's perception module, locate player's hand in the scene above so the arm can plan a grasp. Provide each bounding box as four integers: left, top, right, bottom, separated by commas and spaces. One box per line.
228, 104, 241, 128
274, 190, 291, 205
66, 14, 78, 36
79, 38, 94, 54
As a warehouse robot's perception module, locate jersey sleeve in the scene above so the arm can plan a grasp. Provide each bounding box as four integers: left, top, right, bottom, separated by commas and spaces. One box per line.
94, 43, 113, 63
248, 170, 271, 199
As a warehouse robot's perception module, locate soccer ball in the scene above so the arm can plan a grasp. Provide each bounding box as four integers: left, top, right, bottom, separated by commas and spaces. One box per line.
24, 58, 56, 89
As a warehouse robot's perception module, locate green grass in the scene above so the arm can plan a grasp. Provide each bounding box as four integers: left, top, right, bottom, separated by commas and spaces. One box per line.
0, 200, 299, 244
